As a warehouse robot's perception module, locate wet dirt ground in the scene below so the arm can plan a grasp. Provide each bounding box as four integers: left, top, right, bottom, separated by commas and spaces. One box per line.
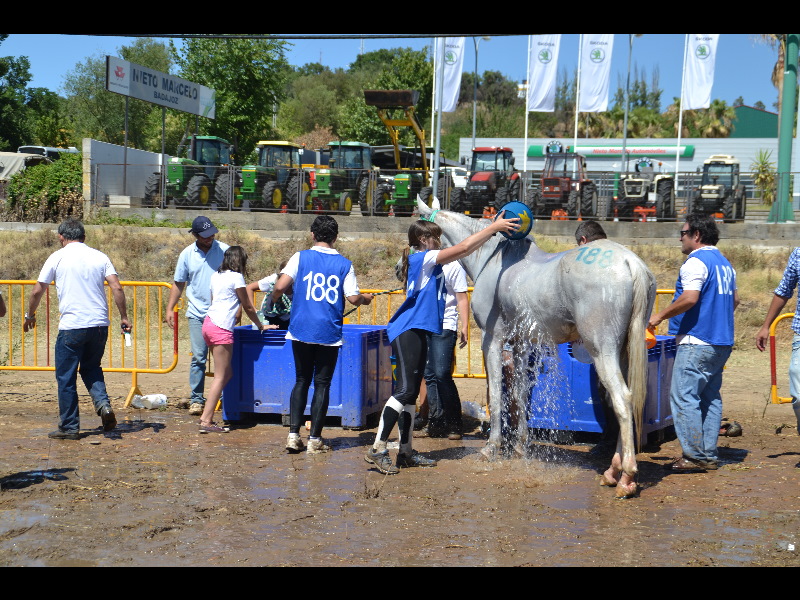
1, 348, 799, 567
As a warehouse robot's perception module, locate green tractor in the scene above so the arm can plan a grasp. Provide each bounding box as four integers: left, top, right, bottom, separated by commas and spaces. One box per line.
215, 141, 310, 210
144, 135, 234, 207
308, 141, 375, 213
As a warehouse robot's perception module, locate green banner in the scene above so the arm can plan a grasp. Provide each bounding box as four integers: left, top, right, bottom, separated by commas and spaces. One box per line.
527, 144, 695, 158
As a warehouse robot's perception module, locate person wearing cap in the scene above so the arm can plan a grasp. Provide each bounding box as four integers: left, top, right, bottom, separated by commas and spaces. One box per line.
166, 216, 229, 415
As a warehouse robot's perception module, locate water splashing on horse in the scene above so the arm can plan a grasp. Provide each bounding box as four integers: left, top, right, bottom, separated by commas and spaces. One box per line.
418, 198, 656, 498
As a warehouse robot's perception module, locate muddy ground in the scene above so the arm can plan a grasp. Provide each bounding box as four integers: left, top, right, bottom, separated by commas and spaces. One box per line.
0, 347, 799, 567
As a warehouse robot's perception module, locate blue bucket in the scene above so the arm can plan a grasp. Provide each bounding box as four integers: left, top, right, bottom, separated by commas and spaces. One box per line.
495, 201, 533, 240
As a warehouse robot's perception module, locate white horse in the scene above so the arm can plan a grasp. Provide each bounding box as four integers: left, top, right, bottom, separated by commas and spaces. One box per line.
418, 199, 656, 498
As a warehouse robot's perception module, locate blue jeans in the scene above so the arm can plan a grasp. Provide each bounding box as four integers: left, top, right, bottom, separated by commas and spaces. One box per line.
788, 335, 800, 431
669, 343, 732, 464
425, 329, 463, 433
187, 316, 208, 405
55, 326, 112, 433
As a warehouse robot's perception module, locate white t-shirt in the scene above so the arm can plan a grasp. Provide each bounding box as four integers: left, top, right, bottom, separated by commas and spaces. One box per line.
37, 242, 117, 330
442, 261, 468, 331
206, 270, 247, 332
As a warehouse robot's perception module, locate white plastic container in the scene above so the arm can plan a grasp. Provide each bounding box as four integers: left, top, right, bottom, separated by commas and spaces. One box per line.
131, 394, 167, 409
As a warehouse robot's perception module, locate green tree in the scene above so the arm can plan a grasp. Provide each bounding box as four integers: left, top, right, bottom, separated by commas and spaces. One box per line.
172, 36, 289, 160
0, 35, 34, 150
63, 37, 173, 152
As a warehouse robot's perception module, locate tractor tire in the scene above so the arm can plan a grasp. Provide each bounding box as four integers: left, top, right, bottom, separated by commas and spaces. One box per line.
214, 173, 240, 208
339, 191, 354, 215
186, 175, 213, 206
685, 192, 698, 216
567, 190, 579, 217
419, 186, 434, 207
438, 175, 454, 206
736, 186, 747, 221
494, 187, 510, 208
450, 188, 467, 213
723, 193, 738, 223
262, 181, 283, 210
286, 173, 309, 210
509, 178, 521, 202
655, 179, 675, 220
581, 184, 597, 218
371, 185, 391, 215
359, 177, 376, 209
144, 173, 162, 208
526, 189, 545, 216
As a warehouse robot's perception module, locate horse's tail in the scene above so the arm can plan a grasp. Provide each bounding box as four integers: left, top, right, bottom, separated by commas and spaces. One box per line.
626, 256, 656, 452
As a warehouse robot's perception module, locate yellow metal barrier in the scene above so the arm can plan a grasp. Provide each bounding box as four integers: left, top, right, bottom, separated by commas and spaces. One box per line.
769, 312, 795, 405
0, 280, 179, 407
251, 287, 679, 380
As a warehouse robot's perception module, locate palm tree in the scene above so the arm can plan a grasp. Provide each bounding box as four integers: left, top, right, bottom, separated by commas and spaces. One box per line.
758, 34, 786, 112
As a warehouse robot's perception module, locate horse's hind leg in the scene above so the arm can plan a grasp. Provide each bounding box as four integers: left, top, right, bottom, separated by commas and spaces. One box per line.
480, 334, 505, 461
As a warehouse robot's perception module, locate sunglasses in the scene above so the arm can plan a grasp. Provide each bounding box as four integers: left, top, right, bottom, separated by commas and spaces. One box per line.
679, 229, 691, 238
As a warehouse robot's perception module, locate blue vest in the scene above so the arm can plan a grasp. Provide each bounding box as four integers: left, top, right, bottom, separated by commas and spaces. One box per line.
288, 250, 352, 344
387, 251, 445, 343
668, 247, 736, 346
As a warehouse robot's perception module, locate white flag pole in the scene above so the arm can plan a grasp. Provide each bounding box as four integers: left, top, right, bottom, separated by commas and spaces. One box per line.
524, 35, 532, 173
433, 37, 446, 199
573, 34, 582, 155
676, 34, 689, 205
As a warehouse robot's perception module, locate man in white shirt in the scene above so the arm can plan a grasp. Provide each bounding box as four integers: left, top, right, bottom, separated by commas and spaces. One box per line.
24, 219, 130, 440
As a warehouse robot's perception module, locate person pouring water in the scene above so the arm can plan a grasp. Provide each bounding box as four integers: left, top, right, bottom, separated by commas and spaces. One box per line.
365, 211, 520, 475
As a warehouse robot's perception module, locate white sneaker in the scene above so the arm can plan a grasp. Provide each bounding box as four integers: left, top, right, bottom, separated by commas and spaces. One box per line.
307, 438, 331, 454
188, 402, 204, 416
286, 433, 305, 453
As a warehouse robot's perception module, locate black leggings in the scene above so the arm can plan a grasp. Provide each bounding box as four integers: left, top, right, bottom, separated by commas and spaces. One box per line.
289, 341, 340, 437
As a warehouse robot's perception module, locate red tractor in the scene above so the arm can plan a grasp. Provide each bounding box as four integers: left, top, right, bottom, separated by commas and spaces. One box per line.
455, 146, 521, 214
526, 141, 598, 219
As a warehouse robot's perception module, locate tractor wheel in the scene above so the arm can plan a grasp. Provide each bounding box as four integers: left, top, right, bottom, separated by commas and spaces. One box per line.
736, 186, 747, 221
263, 181, 283, 210
359, 177, 376, 208
450, 188, 467, 213
419, 186, 434, 207
371, 185, 391, 215
214, 173, 240, 208
526, 189, 545, 216
723, 193, 737, 223
286, 173, 309, 210
581, 184, 597, 218
494, 187, 510, 208
655, 179, 675, 220
509, 179, 521, 202
144, 173, 162, 208
186, 175, 212, 206
339, 191, 354, 214
567, 190, 579, 217
438, 175, 454, 205
685, 192, 698, 216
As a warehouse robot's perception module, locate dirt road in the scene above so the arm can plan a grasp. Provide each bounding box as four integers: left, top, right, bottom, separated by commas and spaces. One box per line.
1, 348, 799, 567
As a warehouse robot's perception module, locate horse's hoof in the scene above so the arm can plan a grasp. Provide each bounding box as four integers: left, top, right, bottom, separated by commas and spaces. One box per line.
599, 472, 618, 487
615, 482, 639, 499
479, 444, 498, 461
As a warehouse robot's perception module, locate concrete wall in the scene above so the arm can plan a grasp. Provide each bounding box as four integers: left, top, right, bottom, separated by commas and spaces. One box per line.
82, 138, 165, 207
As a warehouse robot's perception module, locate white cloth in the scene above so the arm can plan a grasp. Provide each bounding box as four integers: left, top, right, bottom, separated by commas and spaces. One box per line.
37, 242, 117, 330
442, 261, 468, 331
206, 270, 246, 332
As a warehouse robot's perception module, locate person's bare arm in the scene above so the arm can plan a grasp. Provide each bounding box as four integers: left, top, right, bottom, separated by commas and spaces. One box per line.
107, 275, 131, 332
165, 281, 186, 329
456, 291, 469, 348
756, 293, 789, 351
436, 212, 519, 265
23, 281, 48, 332
236, 287, 265, 330
648, 290, 700, 329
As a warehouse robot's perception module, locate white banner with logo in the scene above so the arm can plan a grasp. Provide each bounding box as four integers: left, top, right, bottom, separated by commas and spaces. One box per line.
438, 37, 466, 113
684, 34, 719, 110
105, 56, 216, 119
578, 34, 614, 112
527, 34, 561, 112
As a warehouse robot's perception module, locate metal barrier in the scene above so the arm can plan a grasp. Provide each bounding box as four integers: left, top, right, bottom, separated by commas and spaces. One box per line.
253, 287, 679, 380
768, 312, 795, 405
0, 280, 179, 407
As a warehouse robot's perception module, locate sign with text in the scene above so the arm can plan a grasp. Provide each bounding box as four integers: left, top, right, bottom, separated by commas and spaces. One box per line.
105, 56, 216, 119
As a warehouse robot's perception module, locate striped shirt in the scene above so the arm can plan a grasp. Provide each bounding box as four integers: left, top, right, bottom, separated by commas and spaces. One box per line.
773, 247, 800, 334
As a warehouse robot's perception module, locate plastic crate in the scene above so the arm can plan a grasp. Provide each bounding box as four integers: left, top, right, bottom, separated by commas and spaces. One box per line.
525, 336, 674, 439
222, 325, 392, 428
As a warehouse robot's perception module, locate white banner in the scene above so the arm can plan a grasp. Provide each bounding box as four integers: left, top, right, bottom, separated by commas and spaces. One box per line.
106, 56, 216, 119
578, 34, 614, 112
684, 34, 720, 110
438, 37, 466, 113
527, 34, 561, 112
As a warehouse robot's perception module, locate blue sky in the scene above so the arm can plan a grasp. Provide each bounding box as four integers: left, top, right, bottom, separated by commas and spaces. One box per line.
1, 33, 782, 111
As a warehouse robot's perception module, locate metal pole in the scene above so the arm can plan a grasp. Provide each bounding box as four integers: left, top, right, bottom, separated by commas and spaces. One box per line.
472, 37, 479, 150
621, 34, 633, 173
433, 37, 446, 199
675, 35, 689, 208
123, 96, 129, 196
772, 34, 798, 223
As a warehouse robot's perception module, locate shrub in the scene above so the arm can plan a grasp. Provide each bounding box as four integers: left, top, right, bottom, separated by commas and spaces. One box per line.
4, 153, 83, 222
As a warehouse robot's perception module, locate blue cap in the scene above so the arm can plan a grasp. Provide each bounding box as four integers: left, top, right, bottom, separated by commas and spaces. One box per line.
189, 216, 218, 238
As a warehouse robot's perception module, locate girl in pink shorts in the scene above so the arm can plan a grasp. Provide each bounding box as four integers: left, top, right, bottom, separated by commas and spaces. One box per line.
199, 246, 274, 433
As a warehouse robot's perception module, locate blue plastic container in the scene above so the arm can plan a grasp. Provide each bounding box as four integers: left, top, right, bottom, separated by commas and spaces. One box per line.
525, 336, 674, 439
222, 324, 392, 428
